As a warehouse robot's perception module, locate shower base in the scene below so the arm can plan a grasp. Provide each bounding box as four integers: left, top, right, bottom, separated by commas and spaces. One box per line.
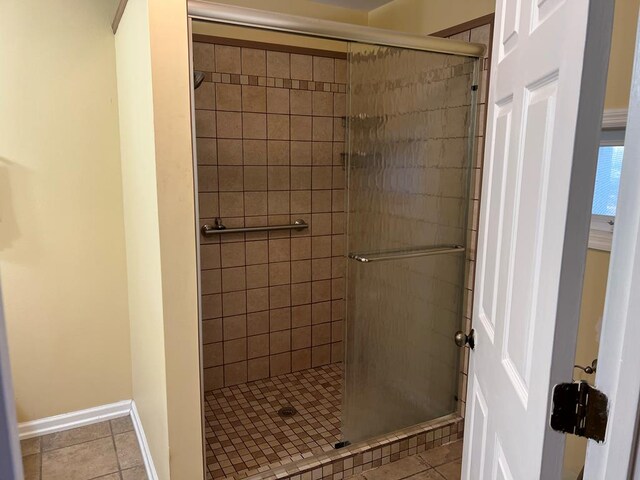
204, 364, 343, 479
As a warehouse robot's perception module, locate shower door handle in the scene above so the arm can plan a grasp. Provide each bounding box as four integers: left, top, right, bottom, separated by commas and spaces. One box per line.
454, 329, 475, 349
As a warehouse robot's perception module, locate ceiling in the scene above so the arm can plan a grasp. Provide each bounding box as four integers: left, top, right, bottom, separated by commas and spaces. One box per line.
311, 0, 394, 12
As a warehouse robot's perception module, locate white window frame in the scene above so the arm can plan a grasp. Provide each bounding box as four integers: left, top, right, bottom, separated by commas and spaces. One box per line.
590, 109, 628, 251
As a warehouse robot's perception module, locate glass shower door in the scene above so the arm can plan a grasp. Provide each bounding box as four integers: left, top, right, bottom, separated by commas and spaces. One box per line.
342, 43, 478, 444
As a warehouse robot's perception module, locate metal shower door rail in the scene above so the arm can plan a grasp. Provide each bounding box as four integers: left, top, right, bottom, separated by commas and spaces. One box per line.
187, 1, 485, 57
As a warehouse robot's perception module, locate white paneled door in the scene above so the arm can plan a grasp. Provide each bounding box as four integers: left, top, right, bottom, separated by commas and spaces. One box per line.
462, 0, 614, 479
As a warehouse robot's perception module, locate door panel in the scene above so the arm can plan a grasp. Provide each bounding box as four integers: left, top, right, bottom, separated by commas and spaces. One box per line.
463, 0, 614, 478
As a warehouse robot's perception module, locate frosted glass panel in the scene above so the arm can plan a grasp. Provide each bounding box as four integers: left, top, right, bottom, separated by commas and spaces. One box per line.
342, 43, 477, 443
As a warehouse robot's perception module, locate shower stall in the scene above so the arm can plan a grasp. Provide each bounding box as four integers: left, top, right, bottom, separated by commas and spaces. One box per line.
189, 4, 483, 479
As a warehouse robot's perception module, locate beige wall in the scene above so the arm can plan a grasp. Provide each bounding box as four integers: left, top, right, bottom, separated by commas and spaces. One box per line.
0, 0, 132, 422
606, 0, 640, 108
115, 0, 203, 478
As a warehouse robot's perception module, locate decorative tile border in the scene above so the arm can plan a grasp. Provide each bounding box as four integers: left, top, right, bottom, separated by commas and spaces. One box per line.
198, 70, 347, 93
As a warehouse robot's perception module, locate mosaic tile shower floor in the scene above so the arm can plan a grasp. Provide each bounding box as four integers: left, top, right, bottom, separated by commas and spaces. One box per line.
204, 364, 343, 479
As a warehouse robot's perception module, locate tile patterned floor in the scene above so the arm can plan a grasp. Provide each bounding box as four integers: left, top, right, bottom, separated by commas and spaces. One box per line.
20, 416, 147, 480
204, 364, 343, 479
346, 441, 462, 480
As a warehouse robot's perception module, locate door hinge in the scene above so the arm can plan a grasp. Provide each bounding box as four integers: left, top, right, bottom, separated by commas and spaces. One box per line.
550, 381, 608, 443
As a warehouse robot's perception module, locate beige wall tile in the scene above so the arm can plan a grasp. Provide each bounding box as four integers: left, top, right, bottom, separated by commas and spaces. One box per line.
243, 139, 267, 165
332, 189, 346, 212
333, 165, 345, 187
313, 117, 333, 141
291, 54, 312, 80
332, 298, 345, 321
269, 262, 290, 286
267, 166, 289, 190
215, 45, 241, 74
202, 318, 222, 343
292, 304, 311, 328
291, 237, 311, 260
224, 361, 247, 386
268, 140, 290, 165
311, 213, 332, 236
243, 166, 268, 191
217, 139, 243, 165
217, 111, 242, 139
269, 239, 290, 262
244, 192, 268, 216
312, 323, 331, 346
331, 320, 344, 342
291, 115, 312, 141
312, 191, 332, 213
313, 91, 333, 116
203, 366, 223, 391
270, 352, 291, 376
266, 88, 289, 114
312, 166, 332, 190
247, 357, 269, 381
195, 110, 216, 138
202, 294, 222, 319
335, 59, 347, 84
291, 167, 311, 190
312, 142, 333, 166
223, 314, 246, 340
266, 51, 290, 78
198, 165, 218, 192
334, 93, 347, 117
332, 235, 345, 257
312, 301, 331, 325
221, 267, 246, 293
218, 166, 243, 191
246, 264, 268, 289
199, 193, 219, 219
270, 330, 290, 354
331, 341, 343, 363
313, 57, 334, 83
219, 192, 244, 217
247, 311, 269, 336
333, 118, 345, 141
290, 90, 312, 115
242, 112, 266, 139
245, 240, 268, 265
195, 82, 216, 110
201, 269, 221, 295
247, 334, 269, 359
216, 83, 241, 111
241, 85, 266, 113
312, 344, 331, 367
312, 279, 331, 303
332, 212, 345, 235
193, 42, 215, 71
269, 307, 291, 332
331, 277, 345, 299
196, 138, 217, 165
247, 287, 269, 313
241, 48, 266, 76
291, 141, 312, 165
269, 285, 291, 309
267, 114, 290, 140
291, 191, 311, 214
222, 291, 246, 316
292, 326, 311, 350
291, 260, 311, 284
292, 348, 311, 371
203, 342, 223, 368
267, 191, 289, 215
291, 282, 311, 306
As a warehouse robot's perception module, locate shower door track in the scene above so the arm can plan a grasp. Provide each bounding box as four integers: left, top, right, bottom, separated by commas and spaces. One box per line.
187, 1, 485, 57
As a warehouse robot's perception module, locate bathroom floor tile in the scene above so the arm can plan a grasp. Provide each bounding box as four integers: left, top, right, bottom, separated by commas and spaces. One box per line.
204, 363, 342, 479
435, 460, 462, 480
20, 416, 147, 480
417, 440, 463, 468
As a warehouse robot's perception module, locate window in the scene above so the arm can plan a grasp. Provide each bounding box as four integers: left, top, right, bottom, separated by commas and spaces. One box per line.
589, 128, 625, 251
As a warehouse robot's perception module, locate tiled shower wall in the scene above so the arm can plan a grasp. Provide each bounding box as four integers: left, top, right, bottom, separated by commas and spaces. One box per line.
192, 38, 348, 390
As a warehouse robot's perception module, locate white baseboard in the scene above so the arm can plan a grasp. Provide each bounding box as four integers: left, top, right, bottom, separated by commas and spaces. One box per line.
130, 400, 158, 480
18, 400, 132, 440
17, 400, 158, 480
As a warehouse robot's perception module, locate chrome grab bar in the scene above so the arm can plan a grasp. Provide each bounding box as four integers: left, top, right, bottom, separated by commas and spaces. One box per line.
201, 217, 308, 236
348, 245, 465, 263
